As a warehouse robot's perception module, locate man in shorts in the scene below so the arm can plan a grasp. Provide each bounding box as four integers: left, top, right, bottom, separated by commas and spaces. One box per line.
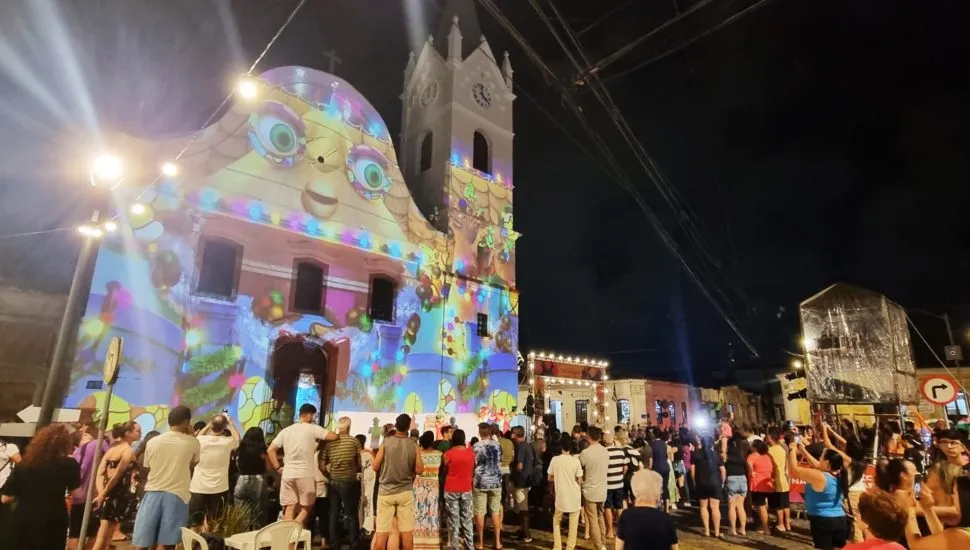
372, 414, 423, 550
268, 403, 338, 525
473, 422, 503, 549
132, 406, 200, 550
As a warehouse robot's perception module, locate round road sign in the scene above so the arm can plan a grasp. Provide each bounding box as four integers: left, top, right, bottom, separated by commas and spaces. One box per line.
920, 374, 958, 405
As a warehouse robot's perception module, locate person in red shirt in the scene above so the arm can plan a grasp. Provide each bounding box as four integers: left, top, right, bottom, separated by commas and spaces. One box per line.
443, 429, 475, 550
746, 439, 775, 535
844, 490, 907, 550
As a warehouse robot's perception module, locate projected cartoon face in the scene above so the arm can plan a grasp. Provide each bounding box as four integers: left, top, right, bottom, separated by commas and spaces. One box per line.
248, 101, 307, 167
222, 74, 410, 241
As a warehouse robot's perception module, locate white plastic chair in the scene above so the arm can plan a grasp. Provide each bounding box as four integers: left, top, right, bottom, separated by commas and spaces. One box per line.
181, 527, 210, 550
253, 520, 303, 550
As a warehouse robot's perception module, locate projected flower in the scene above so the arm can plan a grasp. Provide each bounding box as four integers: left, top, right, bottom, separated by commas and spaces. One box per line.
346, 145, 391, 200
248, 100, 307, 166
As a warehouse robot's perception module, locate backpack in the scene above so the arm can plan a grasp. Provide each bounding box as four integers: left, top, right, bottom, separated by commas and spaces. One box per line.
528, 444, 544, 488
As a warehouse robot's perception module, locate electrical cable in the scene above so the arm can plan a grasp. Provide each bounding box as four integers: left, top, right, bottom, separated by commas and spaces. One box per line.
517, 0, 760, 353
595, 0, 779, 86
0, 226, 75, 241
536, 0, 755, 315
476, 0, 759, 356
906, 313, 969, 396
124, 0, 310, 209
577, 0, 723, 78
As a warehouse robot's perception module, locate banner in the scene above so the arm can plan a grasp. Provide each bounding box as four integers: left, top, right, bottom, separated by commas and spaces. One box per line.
790, 463, 875, 495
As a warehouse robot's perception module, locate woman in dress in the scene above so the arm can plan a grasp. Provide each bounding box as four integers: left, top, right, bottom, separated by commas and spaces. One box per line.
691, 434, 725, 538
0, 424, 80, 550
413, 431, 443, 550
93, 421, 141, 550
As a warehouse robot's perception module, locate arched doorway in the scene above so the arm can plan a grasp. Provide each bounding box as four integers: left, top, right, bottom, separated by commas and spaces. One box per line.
269, 333, 332, 427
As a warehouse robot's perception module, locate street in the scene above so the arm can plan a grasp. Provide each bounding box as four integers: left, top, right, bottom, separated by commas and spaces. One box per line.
519, 508, 815, 550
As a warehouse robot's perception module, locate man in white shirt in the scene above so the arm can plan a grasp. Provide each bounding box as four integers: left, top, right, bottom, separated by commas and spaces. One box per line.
132, 406, 201, 550
268, 403, 337, 526
189, 412, 240, 526
548, 439, 584, 550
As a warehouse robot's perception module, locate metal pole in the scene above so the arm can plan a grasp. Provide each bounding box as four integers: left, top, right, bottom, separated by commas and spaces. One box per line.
37, 210, 101, 429
76, 380, 113, 550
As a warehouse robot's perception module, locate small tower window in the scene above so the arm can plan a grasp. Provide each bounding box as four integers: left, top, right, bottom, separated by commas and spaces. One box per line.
476, 312, 489, 337
472, 131, 490, 174
196, 238, 242, 299
292, 261, 326, 313
369, 276, 396, 322
419, 131, 433, 173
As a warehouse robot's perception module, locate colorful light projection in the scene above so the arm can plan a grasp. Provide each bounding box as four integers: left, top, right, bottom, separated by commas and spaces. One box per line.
64, 66, 519, 441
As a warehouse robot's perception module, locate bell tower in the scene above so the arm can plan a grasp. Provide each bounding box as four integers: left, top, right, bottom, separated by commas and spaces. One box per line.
399, 0, 514, 227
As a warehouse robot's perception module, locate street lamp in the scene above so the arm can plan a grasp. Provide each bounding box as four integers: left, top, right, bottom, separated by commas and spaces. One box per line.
37, 157, 178, 429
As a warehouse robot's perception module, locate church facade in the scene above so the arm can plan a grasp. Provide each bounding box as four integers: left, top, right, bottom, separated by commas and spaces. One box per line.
62, 14, 519, 440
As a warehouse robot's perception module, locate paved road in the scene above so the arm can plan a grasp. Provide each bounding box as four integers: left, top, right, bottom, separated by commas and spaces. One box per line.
512, 508, 815, 550
113, 508, 815, 549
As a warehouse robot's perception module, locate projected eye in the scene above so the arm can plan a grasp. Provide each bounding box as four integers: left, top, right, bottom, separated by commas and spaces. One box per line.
248, 100, 306, 166
346, 145, 391, 199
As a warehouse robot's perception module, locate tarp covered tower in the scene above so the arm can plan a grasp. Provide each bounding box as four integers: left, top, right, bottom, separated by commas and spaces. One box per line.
799, 283, 918, 405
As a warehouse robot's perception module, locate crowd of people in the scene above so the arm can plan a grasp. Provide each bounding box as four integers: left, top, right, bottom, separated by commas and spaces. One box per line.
3, 404, 970, 550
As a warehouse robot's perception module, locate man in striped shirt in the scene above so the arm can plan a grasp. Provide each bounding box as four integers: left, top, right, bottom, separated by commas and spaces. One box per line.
603, 432, 630, 539
322, 416, 362, 550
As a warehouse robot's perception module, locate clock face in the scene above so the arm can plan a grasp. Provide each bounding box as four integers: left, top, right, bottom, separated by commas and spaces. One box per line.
472, 81, 493, 109
419, 80, 439, 109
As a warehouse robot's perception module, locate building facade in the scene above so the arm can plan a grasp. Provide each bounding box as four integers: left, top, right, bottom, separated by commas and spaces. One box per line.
62, 13, 519, 440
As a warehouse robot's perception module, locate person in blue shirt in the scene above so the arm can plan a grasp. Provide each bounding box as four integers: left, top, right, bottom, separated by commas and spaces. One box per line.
788, 441, 849, 550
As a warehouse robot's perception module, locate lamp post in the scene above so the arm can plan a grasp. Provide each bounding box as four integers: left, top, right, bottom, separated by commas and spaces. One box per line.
36, 154, 124, 430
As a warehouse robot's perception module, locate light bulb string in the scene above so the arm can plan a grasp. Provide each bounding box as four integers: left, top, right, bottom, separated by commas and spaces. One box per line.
119, 0, 310, 219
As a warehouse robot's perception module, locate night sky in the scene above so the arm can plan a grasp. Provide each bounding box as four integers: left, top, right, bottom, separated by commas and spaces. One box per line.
1, 0, 968, 387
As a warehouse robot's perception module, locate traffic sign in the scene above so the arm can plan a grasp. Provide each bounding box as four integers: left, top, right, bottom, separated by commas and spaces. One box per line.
16, 406, 80, 424
920, 374, 959, 405
103, 336, 123, 385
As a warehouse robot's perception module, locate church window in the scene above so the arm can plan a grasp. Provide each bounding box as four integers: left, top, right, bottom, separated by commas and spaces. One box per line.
472, 131, 490, 174
292, 260, 326, 313
420, 131, 433, 173
369, 275, 396, 322
196, 238, 242, 299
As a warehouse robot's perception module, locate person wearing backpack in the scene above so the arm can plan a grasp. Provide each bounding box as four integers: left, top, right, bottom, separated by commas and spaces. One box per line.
511, 426, 537, 542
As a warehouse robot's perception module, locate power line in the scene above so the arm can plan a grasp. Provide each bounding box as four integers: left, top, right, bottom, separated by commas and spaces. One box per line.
595, 0, 779, 86
529, 0, 759, 354
126, 0, 310, 209
0, 226, 74, 241
475, 0, 759, 356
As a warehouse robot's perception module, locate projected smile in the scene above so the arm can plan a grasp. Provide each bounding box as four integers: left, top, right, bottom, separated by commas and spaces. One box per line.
302, 178, 339, 218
